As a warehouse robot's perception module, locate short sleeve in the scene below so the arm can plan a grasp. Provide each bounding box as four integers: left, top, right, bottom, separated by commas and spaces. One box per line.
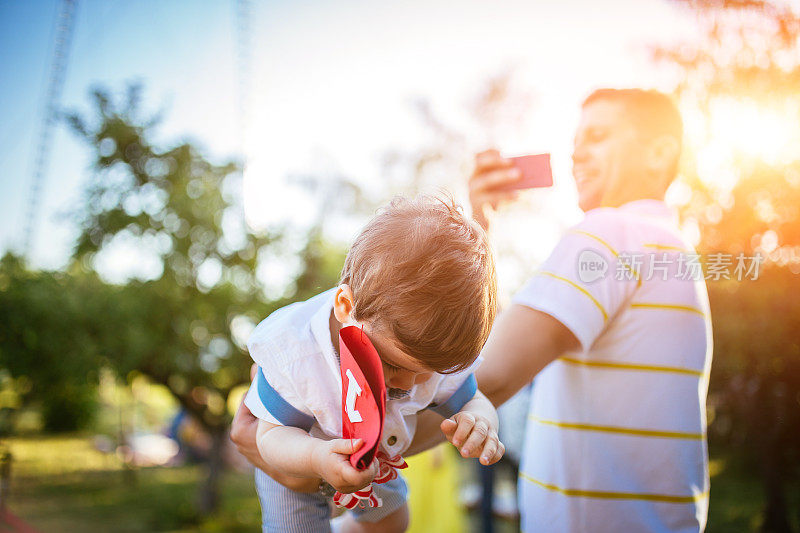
428, 357, 482, 418
244, 335, 316, 430
244, 378, 280, 425
512, 218, 638, 350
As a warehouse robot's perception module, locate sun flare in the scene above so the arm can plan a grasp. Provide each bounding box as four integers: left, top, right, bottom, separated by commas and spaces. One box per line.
691, 96, 800, 191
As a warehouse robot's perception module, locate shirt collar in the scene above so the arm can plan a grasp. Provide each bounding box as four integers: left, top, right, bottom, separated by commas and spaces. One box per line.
309, 288, 342, 374
618, 199, 677, 223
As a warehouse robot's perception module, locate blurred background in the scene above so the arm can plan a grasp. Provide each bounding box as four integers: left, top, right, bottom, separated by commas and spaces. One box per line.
0, 0, 798, 531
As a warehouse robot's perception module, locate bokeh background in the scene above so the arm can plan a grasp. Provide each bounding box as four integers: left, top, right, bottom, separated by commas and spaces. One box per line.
0, 0, 798, 531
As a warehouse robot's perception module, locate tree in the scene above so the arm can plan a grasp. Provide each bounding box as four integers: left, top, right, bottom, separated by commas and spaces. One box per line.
0, 253, 113, 433
655, 2, 800, 530
63, 84, 346, 514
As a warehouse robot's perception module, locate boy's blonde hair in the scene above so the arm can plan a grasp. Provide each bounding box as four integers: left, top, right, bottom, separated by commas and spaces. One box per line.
340, 195, 497, 374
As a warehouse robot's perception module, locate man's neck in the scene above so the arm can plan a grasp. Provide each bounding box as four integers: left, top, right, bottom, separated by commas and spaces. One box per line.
601, 192, 665, 209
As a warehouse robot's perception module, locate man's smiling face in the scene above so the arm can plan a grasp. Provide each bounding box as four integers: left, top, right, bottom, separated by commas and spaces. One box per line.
571, 99, 648, 212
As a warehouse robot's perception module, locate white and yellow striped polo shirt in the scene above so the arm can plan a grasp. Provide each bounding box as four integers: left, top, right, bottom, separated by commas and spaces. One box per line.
513, 199, 712, 533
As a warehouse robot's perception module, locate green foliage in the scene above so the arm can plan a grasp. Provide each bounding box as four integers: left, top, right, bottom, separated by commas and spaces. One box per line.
64, 84, 269, 433
59, 82, 349, 512
707, 268, 800, 450
657, 2, 800, 529
0, 80, 351, 512
658, 0, 800, 253
0, 254, 112, 432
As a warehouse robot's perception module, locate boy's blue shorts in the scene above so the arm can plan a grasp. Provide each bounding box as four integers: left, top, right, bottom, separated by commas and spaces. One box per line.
255, 467, 408, 533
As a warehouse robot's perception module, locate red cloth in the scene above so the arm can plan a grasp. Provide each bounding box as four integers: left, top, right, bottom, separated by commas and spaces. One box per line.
332, 452, 408, 510
339, 325, 386, 470
335, 327, 408, 510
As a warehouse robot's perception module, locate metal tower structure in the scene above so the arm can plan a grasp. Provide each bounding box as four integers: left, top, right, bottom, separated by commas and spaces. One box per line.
22, 0, 78, 259
235, 0, 253, 169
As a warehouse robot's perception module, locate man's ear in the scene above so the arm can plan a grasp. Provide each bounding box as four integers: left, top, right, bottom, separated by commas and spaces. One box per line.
333, 284, 355, 324
647, 135, 680, 182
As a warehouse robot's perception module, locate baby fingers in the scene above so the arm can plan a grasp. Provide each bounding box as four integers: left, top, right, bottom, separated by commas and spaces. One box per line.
479, 433, 505, 465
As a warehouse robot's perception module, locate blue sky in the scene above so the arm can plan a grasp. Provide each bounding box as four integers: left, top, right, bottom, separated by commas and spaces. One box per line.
1, 0, 252, 269
0, 0, 695, 289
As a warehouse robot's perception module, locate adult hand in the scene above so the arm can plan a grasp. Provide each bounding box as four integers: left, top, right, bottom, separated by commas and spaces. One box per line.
230, 365, 319, 493
230, 365, 268, 469
469, 149, 521, 231
230, 396, 271, 472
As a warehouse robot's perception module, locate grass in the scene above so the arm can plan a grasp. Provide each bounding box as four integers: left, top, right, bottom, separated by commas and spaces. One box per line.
706, 452, 798, 533
707, 456, 764, 533
1, 435, 788, 532
4, 435, 261, 532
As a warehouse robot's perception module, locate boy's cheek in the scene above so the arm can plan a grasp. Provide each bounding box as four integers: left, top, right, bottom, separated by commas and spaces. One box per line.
414, 372, 433, 385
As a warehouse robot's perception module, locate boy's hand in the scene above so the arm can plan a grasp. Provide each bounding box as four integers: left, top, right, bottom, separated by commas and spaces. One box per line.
441, 411, 505, 466
311, 438, 379, 493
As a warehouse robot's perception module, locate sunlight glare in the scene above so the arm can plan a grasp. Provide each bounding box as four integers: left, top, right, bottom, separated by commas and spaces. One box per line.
242, 155, 313, 234
688, 96, 800, 193
707, 97, 800, 166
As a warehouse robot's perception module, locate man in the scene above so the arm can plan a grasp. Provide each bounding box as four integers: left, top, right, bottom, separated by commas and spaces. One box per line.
470, 88, 712, 532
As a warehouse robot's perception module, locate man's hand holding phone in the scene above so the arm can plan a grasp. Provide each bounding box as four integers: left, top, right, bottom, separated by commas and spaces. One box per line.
469, 149, 552, 231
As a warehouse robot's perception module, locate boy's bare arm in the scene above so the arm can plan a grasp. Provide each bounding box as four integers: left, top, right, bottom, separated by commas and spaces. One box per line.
257, 419, 379, 494
404, 410, 447, 456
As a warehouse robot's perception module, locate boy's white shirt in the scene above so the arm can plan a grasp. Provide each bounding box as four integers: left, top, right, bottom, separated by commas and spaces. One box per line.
244, 288, 480, 458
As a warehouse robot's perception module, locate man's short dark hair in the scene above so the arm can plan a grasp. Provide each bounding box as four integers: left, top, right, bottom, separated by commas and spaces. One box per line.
583, 88, 683, 178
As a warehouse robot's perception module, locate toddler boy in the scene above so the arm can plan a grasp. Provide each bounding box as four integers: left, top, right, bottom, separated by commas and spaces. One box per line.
244, 195, 504, 532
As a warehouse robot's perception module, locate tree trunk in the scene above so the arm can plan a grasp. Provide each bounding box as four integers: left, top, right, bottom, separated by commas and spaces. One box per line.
757, 383, 791, 533
197, 427, 227, 515
760, 445, 791, 533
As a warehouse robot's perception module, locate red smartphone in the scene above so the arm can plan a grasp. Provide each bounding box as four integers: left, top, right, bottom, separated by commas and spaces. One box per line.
498, 153, 553, 191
